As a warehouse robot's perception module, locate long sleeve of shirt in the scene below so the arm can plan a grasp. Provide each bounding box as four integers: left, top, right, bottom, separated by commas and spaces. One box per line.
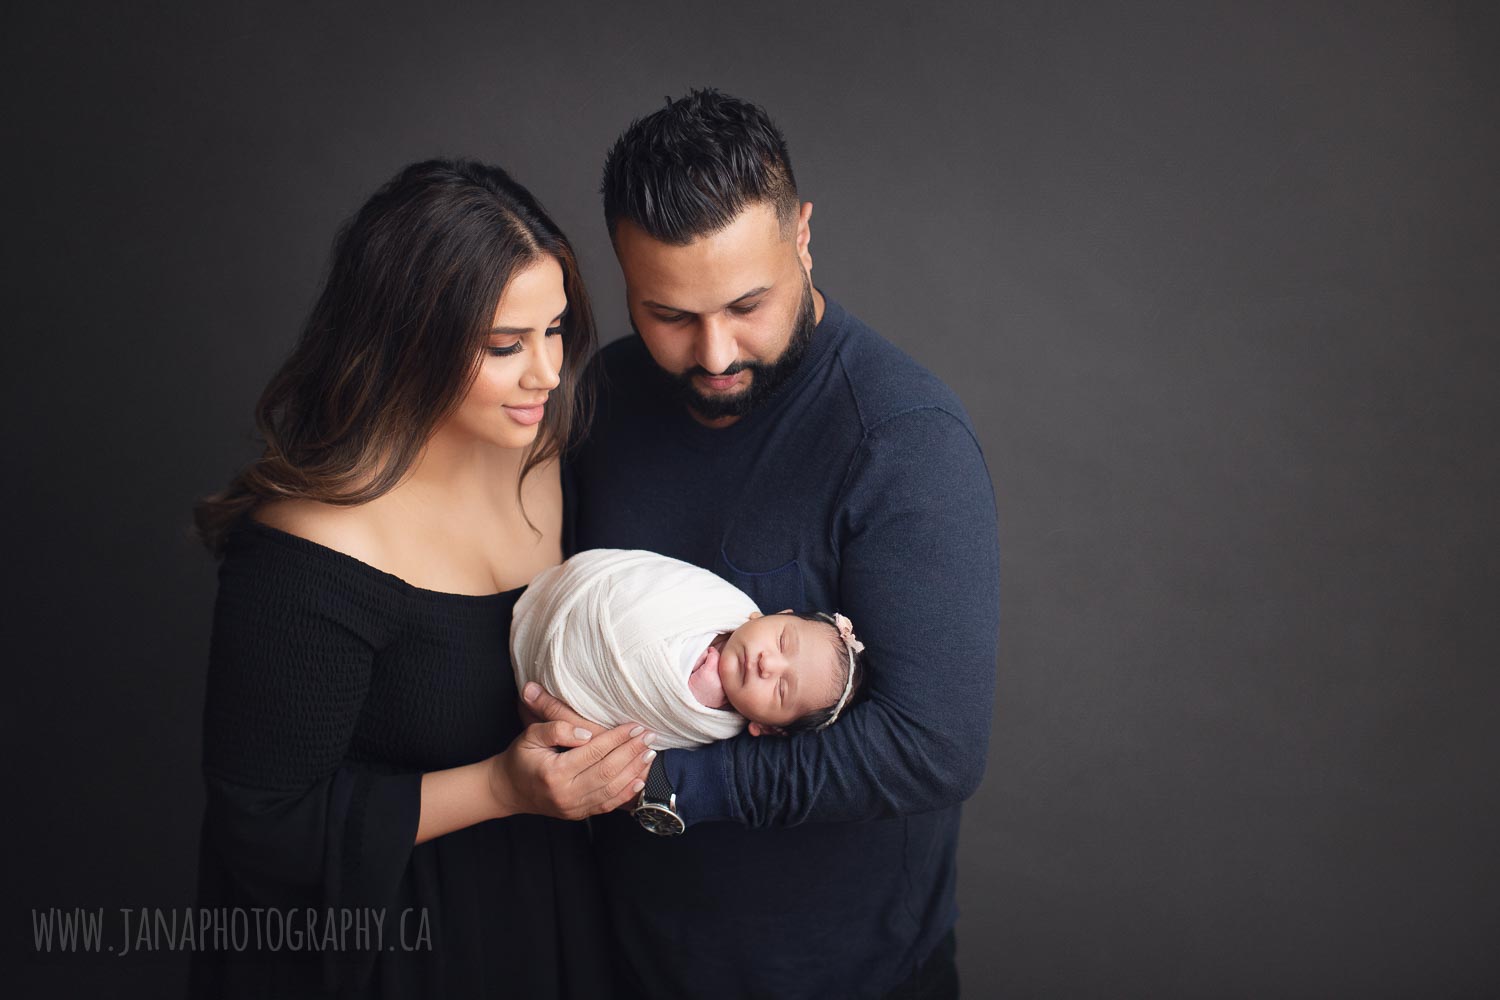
664, 405, 1000, 826
568, 294, 1000, 999
199, 531, 420, 988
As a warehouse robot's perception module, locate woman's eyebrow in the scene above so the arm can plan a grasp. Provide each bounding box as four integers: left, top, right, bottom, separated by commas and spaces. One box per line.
490, 305, 569, 335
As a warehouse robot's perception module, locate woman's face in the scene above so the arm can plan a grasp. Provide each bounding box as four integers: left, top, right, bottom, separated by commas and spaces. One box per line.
444, 256, 568, 451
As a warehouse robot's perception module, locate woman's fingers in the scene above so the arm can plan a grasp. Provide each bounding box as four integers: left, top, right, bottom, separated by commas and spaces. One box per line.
573, 757, 652, 816
526, 719, 595, 751
572, 721, 644, 767
556, 723, 654, 817
578, 739, 655, 812
502, 715, 656, 820
521, 682, 608, 738
599, 775, 649, 815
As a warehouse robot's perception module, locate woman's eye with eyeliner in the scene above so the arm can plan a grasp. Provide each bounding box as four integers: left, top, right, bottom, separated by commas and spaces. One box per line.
487, 343, 522, 357
731, 304, 759, 316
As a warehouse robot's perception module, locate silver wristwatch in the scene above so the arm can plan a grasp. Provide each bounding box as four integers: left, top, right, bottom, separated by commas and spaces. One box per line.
630, 756, 685, 836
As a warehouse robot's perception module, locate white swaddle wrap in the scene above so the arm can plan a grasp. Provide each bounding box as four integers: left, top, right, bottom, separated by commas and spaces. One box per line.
511, 549, 758, 750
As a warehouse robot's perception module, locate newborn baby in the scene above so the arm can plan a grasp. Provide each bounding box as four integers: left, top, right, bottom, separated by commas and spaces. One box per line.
510, 549, 864, 750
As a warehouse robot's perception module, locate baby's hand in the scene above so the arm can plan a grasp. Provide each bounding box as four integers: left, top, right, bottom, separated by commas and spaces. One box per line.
688, 644, 728, 709
692, 645, 718, 673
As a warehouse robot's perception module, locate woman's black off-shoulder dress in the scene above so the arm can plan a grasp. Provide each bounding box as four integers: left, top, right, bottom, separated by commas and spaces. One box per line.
190, 520, 612, 998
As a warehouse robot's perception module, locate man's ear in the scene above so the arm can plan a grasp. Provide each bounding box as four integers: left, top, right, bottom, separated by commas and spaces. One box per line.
795, 201, 813, 272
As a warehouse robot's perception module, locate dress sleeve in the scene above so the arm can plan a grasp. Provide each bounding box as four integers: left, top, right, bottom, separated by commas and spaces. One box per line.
200, 532, 420, 925
664, 406, 1001, 826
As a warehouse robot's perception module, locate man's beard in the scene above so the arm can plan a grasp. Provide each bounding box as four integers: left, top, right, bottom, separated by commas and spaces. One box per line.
637, 274, 817, 421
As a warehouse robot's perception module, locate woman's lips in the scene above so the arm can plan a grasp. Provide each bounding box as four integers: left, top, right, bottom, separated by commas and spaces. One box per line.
503, 403, 546, 426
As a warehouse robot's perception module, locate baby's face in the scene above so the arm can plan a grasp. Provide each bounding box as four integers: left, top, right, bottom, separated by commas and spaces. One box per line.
719, 611, 845, 735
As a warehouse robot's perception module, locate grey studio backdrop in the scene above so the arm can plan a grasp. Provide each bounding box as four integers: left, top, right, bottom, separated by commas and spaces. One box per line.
4, 2, 1497, 997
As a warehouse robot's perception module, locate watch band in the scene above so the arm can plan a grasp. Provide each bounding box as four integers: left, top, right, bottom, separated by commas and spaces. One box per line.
642, 754, 674, 802
631, 755, 685, 836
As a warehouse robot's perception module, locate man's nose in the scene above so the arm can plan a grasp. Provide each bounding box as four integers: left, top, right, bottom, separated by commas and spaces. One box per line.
694, 315, 737, 375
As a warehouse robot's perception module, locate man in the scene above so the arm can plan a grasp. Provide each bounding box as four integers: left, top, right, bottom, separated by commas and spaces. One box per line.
538, 89, 999, 998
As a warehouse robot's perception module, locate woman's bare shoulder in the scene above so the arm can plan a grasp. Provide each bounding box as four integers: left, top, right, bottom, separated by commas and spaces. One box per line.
252, 499, 390, 567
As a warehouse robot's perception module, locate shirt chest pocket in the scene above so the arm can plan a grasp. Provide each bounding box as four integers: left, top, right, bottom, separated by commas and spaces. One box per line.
714, 545, 806, 614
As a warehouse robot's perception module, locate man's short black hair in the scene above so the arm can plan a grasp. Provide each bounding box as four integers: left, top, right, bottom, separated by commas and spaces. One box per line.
601, 88, 799, 245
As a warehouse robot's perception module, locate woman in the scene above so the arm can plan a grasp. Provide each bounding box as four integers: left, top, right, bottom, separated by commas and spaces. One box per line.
191, 159, 652, 997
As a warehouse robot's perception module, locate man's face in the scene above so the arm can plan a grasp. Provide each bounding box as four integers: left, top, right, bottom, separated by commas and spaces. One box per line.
614, 200, 818, 426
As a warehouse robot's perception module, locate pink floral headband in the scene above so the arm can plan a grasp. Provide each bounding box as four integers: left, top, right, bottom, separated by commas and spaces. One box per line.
815, 612, 863, 729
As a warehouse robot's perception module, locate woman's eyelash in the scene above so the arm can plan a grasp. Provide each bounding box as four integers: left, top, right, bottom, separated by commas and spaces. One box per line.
486, 326, 563, 357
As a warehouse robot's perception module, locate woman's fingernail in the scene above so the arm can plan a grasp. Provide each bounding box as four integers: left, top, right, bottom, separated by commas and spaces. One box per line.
643, 732, 657, 747
629, 725, 645, 738
573, 727, 592, 741
632, 779, 645, 793
523, 682, 540, 702
642, 749, 657, 764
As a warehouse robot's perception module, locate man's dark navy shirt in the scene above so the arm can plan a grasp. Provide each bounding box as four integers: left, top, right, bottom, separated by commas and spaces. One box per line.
566, 294, 1000, 999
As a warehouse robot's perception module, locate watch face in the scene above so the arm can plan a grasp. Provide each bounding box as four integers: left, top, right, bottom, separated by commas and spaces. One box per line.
635, 803, 685, 836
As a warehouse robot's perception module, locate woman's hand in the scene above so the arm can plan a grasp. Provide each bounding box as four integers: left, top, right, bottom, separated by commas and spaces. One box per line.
489, 719, 655, 821
518, 681, 610, 736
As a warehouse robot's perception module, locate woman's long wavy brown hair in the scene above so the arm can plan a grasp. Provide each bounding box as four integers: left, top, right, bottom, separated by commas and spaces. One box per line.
195, 159, 597, 555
